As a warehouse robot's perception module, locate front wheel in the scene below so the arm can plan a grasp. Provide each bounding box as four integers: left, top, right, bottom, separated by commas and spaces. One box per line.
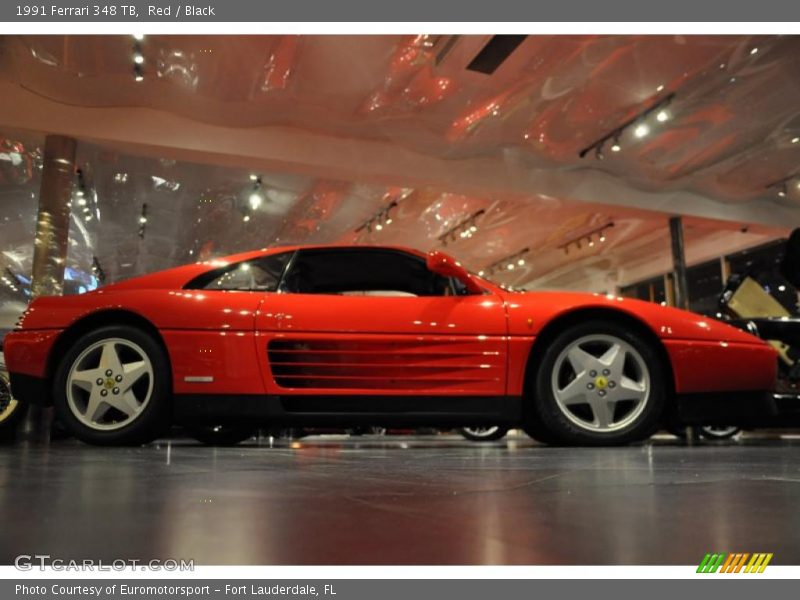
53, 325, 171, 446
458, 426, 509, 442
530, 320, 666, 446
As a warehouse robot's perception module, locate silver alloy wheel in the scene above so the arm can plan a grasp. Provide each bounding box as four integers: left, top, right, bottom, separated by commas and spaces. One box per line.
0, 373, 17, 424
66, 338, 154, 431
461, 426, 501, 438
700, 425, 741, 439
551, 334, 650, 433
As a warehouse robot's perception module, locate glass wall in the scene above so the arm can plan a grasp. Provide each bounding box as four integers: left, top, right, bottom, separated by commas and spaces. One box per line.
620, 238, 794, 317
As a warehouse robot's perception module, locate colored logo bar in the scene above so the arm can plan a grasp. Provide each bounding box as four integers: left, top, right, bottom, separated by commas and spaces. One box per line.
697, 553, 773, 573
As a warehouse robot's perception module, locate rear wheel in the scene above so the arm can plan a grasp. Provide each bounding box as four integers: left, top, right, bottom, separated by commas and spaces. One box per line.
53, 325, 171, 446
530, 320, 666, 446
458, 426, 509, 442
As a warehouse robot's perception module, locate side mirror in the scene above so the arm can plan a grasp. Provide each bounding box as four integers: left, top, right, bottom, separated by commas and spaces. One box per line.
426, 250, 484, 295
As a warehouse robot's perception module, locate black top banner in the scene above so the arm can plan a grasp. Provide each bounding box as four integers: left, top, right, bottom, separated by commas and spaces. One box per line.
2, 0, 800, 22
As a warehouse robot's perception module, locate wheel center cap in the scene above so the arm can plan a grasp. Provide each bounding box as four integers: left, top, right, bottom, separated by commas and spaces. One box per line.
595, 376, 609, 390
105, 378, 115, 390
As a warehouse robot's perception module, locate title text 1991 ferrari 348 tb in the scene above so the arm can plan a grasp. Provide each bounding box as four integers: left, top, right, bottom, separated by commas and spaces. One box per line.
3, 245, 778, 446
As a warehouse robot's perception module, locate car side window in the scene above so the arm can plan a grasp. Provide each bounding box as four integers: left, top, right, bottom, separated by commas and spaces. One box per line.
187, 252, 292, 292
280, 249, 455, 297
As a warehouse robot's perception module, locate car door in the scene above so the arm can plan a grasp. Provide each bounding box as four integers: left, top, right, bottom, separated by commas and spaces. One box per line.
254, 248, 508, 405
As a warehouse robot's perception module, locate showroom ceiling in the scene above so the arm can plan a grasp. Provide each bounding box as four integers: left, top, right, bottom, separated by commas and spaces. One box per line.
0, 35, 796, 298
3, 34, 799, 203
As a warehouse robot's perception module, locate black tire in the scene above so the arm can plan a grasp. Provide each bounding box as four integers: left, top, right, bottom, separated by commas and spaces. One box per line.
522, 419, 559, 445
185, 424, 256, 446
530, 320, 667, 446
53, 325, 171, 446
458, 426, 509, 442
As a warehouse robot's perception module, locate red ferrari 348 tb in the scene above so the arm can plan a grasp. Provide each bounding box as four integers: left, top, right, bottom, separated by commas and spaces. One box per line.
4, 245, 777, 446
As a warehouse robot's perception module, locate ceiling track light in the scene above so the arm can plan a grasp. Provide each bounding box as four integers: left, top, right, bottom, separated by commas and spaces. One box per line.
766, 174, 798, 199
559, 222, 615, 255
72, 167, 98, 223
437, 209, 486, 246
138, 203, 148, 239
248, 176, 264, 211
578, 93, 675, 160
766, 172, 799, 198
482, 248, 531, 277
132, 39, 145, 82
354, 200, 399, 234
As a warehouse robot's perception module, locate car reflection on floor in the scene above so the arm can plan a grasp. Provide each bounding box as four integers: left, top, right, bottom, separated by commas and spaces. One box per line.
1, 432, 799, 566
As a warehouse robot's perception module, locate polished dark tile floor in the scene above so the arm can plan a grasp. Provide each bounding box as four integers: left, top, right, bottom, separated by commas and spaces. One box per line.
1, 433, 799, 565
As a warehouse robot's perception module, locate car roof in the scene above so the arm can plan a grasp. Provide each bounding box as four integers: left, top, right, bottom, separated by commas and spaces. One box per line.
101, 245, 432, 292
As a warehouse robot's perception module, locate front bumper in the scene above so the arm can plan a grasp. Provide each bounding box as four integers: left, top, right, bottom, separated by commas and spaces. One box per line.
676, 390, 800, 427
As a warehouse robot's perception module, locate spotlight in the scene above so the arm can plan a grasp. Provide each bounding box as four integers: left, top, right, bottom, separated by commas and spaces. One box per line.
135, 74, 144, 82
133, 34, 145, 41
595, 145, 604, 160
436, 209, 485, 246
139, 216, 147, 224
243, 215, 251, 223
133, 52, 144, 65
578, 93, 675, 159
249, 192, 263, 210
792, 137, 799, 144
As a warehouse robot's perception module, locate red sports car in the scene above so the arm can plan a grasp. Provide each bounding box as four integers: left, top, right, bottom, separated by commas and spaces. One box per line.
4, 245, 777, 446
